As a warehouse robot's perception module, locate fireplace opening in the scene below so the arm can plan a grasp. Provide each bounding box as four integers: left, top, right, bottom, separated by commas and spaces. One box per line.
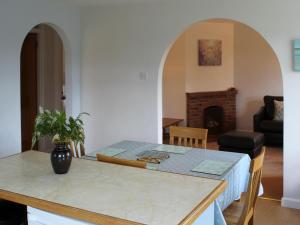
203, 106, 224, 135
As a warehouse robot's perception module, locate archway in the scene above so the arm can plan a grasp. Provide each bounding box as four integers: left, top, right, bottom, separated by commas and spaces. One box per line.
20, 23, 67, 152
158, 18, 283, 200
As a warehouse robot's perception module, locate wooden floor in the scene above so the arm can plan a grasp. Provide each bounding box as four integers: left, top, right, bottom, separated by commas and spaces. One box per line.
261, 146, 283, 200
226, 197, 300, 225
255, 198, 300, 225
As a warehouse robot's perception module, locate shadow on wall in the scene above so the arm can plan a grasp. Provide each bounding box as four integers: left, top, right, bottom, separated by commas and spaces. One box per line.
237, 99, 263, 131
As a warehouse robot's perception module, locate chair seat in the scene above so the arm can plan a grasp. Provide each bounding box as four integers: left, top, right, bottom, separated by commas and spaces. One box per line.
223, 198, 245, 225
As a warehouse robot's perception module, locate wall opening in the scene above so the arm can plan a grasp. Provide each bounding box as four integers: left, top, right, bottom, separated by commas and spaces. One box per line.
20, 23, 66, 153
159, 18, 283, 200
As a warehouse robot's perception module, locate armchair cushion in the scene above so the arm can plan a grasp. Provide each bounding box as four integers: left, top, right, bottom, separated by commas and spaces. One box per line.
264, 96, 283, 119
260, 120, 283, 133
274, 100, 284, 121
253, 95, 283, 146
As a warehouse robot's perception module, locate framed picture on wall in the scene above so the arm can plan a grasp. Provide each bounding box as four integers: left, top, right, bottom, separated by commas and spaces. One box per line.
294, 40, 300, 71
198, 39, 222, 66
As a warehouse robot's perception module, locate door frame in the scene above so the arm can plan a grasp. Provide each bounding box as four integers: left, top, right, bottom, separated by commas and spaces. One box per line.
20, 23, 79, 117
20, 33, 38, 152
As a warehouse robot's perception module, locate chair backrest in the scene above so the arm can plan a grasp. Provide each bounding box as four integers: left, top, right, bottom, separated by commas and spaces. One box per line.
169, 126, 208, 148
238, 147, 266, 225
96, 154, 147, 169
264, 95, 283, 119
69, 141, 85, 158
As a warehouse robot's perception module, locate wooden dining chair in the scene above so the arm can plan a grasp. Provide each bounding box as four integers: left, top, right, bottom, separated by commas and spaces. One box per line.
223, 147, 266, 225
169, 126, 208, 148
96, 154, 147, 169
69, 141, 85, 158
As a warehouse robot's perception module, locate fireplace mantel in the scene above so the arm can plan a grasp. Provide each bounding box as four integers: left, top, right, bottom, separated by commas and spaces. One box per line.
186, 88, 237, 133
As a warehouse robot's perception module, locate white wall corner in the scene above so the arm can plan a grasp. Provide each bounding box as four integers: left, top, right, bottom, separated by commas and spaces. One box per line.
281, 197, 300, 209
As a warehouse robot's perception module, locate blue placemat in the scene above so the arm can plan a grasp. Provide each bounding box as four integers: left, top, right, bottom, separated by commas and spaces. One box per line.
152, 144, 189, 154
191, 160, 233, 176
146, 163, 159, 170
92, 147, 127, 157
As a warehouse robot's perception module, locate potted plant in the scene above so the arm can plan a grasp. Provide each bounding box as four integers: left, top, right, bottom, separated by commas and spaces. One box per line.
31, 109, 88, 174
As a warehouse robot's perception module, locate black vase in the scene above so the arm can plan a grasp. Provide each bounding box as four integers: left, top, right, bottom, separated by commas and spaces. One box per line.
51, 143, 72, 174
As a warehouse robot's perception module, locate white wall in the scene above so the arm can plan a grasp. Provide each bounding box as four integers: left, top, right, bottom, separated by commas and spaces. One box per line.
234, 22, 283, 130
163, 21, 234, 122
185, 22, 234, 92
81, 1, 300, 209
163, 35, 186, 120
0, 0, 81, 157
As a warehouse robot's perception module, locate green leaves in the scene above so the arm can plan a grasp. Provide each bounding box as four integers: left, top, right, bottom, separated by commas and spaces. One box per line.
31, 110, 88, 150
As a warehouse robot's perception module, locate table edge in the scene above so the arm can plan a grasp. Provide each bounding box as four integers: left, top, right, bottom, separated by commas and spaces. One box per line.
0, 189, 144, 225
0, 180, 226, 225
0, 150, 227, 225
179, 180, 227, 225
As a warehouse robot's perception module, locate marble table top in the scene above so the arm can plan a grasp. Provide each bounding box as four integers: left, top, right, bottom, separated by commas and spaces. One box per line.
0, 151, 225, 225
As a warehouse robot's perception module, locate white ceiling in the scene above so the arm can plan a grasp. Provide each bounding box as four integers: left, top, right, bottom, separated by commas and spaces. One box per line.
59, 0, 161, 6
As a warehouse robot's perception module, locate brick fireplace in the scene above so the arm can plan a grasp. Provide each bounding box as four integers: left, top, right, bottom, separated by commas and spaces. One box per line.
186, 88, 237, 135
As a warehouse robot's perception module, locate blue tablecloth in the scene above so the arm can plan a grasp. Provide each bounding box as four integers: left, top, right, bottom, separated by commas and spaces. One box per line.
86, 140, 257, 225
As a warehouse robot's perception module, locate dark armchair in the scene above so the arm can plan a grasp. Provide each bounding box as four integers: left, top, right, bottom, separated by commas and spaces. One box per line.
253, 96, 283, 146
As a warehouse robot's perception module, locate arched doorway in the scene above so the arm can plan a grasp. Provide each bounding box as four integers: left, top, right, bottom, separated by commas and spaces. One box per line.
159, 19, 283, 200
20, 23, 65, 152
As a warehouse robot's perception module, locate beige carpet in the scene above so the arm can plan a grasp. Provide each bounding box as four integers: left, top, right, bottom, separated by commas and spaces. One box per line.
254, 198, 300, 225
225, 197, 300, 225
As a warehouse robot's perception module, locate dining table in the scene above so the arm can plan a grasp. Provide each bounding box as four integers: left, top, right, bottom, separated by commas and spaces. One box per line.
85, 140, 261, 225
0, 150, 225, 225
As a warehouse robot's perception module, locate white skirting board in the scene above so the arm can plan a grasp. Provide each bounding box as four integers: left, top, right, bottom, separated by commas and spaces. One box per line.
281, 197, 300, 209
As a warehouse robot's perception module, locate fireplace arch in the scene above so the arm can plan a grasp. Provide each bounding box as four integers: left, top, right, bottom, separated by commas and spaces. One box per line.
204, 106, 224, 135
